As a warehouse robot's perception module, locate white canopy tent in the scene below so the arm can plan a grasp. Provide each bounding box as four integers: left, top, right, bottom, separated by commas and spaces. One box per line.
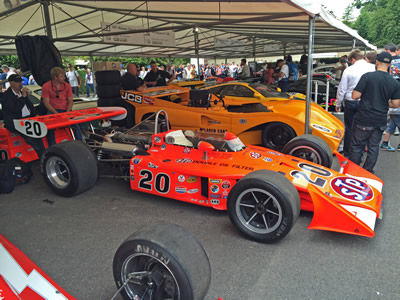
0, 0, 375, 58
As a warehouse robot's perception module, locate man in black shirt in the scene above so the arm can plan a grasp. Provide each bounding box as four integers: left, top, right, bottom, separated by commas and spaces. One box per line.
349, 52, 400, 173
1, 74, 45, 158
144, 61, 175, 87
121, 64, 146, 91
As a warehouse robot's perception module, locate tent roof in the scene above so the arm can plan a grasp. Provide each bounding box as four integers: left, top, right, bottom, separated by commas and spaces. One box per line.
0, 0, 376, 58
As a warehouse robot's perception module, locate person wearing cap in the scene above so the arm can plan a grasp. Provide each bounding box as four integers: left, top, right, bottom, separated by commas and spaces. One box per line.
41, 67, 82, 145
335, 49, 375, 158
1, 64, 16, 89
1, 74, 45, 158
349, 52, 400, 173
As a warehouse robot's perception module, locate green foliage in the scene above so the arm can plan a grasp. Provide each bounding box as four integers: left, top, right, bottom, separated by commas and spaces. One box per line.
348, 0, 400, 47
0, 55, 20, 69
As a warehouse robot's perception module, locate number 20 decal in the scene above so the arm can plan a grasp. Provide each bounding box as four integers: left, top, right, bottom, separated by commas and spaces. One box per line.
290, 163, 332, 188
138, 169, 170, 194
25, 121, 42, 137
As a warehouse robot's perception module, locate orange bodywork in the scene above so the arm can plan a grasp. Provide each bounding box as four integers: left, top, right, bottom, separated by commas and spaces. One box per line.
121, 85, 344, 152
130, 130, 383, 238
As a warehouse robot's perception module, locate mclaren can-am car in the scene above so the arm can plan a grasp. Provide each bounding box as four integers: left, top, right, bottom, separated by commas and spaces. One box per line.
120, 85, 344, 167
24, 110, 382, 243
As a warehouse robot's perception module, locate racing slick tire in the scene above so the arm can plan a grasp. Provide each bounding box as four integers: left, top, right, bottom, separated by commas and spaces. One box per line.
96, 84, 121, 99
281, 134, 333, 168
113, 223, 211, 300
40, 141, 98, 197
227, 170, 300, 243
262, 122, 296, 151
95, 70, 121, 85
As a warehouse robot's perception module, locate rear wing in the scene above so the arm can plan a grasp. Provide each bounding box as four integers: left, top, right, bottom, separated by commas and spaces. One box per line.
14, 107, 126, 138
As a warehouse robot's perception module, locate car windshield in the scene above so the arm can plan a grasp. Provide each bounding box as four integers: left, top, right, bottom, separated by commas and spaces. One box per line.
249, 83, 289, 99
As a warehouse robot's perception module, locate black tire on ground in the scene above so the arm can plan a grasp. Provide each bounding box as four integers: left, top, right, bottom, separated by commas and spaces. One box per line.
262, 122, 296, 151
281, 134, 333, 168
96, 84, 121, 98
228, 103, 268, 113
227, 170, 300, 243
113, 223, 211, 300
95, 70, 121, 85
40, 141, 98, 197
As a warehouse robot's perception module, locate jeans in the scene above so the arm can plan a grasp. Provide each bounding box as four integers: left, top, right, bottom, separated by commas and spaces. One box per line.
47, 109, 83, 146
86, 83, 94, 97
343, 100, 360, 156
386, 114, 400, 134
278, 79, 289, 92
349, 122, 385, 173
71, 86, 79, 97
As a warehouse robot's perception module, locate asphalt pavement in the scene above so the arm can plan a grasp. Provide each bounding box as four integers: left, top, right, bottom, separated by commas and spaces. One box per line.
1, 134, 400, 300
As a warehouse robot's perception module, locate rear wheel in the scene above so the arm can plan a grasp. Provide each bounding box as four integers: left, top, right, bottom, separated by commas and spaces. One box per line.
113, 223, 211, 300
262, 122, 296, 151
281, 134, 333, 167
228, 170, 300, 243
40, 141, 98, 197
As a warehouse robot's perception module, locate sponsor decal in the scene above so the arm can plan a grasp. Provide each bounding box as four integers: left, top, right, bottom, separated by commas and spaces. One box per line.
187, 176, 198, 183
221, 180, 231, 189
175, 186, 187, 193
187, 188, 199, 194
143, 96, 154, 104
250, 152, 262, 159
176, 158, 193, 163
210, 185, 219, 193
190, 198, 198, 202
199, 200, 205, 203
267, 151, 282, 156
311, 124, 332, 133
148, 162, 159, 168
150, 149, 158, 152
208, 120, 221, 124
133, 158, 142, 164
121, 92, 143, 104
130, 165, 134, 170
183, 147, 191, 154
211, 199, 220, 205
13, 140, 21, 147
210, 194, 221, 199
178, 175, 185, 182
209, 179, 221, 184
264, 157, 273, 162
154, 136, 161, 143
223, 195, 228, 199
239, 118, 247, 124
199, 128, 227, 133
331, 176, 373, 202
161, 144, 166, 150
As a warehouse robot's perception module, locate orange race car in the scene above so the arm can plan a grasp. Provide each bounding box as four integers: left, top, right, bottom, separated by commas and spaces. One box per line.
121, 84, 344, 167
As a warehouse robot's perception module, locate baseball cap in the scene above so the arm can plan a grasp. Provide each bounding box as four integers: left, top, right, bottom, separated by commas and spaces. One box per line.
376, 52, 392, 64
8, 74, 23, 82
1, 64, 9, 69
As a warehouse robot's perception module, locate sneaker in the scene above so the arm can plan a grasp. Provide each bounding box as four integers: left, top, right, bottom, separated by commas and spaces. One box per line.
394, 128, 400, 136
380, 143, 395, 151
397, 144, 400, 151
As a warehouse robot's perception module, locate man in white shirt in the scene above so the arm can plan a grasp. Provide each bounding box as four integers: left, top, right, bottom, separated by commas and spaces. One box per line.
66, 63, 81, 97
335, 49, 376, 157
1, 65, 16, 89
274, 59, 290, 92
238, 59, 251, 79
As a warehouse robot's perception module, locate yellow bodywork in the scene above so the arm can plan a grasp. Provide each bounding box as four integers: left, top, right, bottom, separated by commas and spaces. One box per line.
121, 83, 343, 151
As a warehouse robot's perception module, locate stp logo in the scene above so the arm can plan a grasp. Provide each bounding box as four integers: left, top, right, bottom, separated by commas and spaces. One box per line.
331, 177, 373, 202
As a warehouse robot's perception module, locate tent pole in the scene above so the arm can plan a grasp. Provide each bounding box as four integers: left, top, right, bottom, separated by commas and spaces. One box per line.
193, 28, 200, 79
305, 16, 315, 135
253, 37, 256, 63
42, 1, 53, 39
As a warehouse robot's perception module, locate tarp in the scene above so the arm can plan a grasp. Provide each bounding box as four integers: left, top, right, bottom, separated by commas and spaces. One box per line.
0, 1, 375, 58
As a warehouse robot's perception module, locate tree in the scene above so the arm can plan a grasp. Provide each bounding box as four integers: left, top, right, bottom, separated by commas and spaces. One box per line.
349, 0, 400, 47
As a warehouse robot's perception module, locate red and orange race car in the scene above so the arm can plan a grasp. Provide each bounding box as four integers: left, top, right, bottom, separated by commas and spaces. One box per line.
23, 110, 383, 244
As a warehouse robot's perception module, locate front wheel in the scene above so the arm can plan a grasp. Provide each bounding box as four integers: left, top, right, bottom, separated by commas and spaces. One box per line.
228, 170, 300, 243
113, 223, 211, 300
281, 134, 333, 167
262, 122, 296, 151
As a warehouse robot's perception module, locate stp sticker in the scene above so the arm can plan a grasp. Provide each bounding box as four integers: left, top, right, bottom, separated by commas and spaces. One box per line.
178, 175, 185, 182
175, 187, 187, 193
331, 177, 374, 202
311, 124, 332, 133
250, 152, 262, 159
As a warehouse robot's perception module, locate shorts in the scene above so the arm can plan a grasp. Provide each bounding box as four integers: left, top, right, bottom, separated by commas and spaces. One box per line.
386, 114, 400, 134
